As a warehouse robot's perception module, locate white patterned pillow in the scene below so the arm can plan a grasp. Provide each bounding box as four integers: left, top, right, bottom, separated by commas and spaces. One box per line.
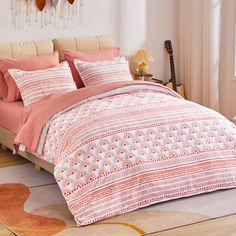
74, 56, 133, 87
8, 61, 76, 106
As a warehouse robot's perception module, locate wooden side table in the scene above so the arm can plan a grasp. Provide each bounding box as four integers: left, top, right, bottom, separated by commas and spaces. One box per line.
133, 73, 153, 81
133, 73, 163, 84
148, 78, 163, 84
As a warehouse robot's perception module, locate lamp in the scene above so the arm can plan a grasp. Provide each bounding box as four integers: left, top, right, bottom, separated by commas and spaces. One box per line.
133, 48, 154, 76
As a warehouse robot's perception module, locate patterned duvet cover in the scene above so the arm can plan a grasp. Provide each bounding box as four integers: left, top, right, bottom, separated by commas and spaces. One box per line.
15, 82, 236, 225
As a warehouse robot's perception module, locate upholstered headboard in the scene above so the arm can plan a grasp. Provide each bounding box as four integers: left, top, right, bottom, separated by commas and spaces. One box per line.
53, 35, 114, 61
0, 35, 114, 60
0, 40, 54, 59
0, 35, 114, 99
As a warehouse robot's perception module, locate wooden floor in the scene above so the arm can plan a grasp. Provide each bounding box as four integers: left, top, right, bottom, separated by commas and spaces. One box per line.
1, 214, 236, 236
0, 224, 14, 236
0, 148, 28, 168
1, 146, 236, 236
148, 214, 236, 236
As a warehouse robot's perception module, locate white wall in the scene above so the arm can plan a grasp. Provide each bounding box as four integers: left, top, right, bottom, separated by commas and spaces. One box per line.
0, 0, 178, 80
118, 0, 179, 82
0, 0, 120, 42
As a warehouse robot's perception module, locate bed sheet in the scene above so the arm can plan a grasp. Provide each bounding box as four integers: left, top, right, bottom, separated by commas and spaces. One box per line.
0, 100, 24, 134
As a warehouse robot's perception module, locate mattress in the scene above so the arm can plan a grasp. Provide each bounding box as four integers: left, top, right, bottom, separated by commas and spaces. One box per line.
0, 100, 24, 134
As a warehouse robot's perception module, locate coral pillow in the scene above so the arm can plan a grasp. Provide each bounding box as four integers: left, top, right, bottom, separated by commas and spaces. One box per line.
74, 56, 133, 87
63, 47, 120, 88
0, 51, 59, 102
8, 61, 76, 106
0, 72, 7, 99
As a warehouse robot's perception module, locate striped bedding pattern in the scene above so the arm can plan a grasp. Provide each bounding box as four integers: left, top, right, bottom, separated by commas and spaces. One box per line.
40, 86, 236, 225
8, 62, 76, 106
74, 56, 133, 87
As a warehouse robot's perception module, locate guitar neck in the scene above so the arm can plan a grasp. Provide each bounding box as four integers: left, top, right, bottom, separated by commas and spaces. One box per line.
169, 54, 177, 92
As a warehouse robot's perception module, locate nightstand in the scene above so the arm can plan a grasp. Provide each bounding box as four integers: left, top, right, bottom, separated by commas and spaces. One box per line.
133, 73, 163, 84
148, 78, 163, 84
133, 73, 153, 81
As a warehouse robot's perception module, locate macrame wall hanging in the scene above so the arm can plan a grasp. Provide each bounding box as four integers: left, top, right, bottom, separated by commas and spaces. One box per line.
11, 0, 84, 29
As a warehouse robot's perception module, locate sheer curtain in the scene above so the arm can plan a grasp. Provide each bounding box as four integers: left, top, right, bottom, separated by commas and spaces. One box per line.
178, 0, 222, 111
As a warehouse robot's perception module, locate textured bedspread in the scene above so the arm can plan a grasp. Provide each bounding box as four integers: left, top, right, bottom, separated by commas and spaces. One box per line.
15, 82, 236, 225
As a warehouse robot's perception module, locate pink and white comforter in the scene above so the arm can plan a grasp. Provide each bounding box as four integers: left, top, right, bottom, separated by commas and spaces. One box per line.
15, 81, 236, 226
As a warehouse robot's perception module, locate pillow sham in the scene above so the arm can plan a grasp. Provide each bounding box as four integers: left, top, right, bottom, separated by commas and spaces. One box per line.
8, 61, 76, 106
74, 56, 133, 87
0, 72, 7, 99
63, 47, 120, 88
0, 51, 59, 102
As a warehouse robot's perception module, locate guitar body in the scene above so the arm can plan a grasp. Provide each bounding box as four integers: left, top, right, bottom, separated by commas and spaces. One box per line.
164, 40, 185, 98
165, 82, 185, 98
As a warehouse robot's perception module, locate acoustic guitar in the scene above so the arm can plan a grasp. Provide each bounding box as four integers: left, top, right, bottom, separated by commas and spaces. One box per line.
164, 40, 185, 98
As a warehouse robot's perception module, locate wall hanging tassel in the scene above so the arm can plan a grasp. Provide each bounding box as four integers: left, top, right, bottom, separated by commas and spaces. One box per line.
68, 0, 75, 4
26, 0, 32, 26
40, 10, 44, 28
80, 0, 84, 25
18, 0, 22, 29
36, 0, 46, 11
51, 0, 59, 8
54, 7, 57, 29
49, 8, 52, 24
11, 0, 15, 26
11, 0, 84, 30
63, 2, 67, 29
44, 8, 48, 26
35, 8, 39, 23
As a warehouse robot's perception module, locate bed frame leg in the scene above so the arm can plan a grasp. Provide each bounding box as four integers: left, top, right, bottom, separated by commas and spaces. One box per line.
35, 164, 41, 171
1, 144, 7, 151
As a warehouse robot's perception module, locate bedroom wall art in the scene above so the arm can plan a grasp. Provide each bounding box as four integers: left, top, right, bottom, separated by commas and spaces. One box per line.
11, 0, 84, 29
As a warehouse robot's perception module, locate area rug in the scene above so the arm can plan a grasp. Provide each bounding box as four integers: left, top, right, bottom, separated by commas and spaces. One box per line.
1, 148, 236, 236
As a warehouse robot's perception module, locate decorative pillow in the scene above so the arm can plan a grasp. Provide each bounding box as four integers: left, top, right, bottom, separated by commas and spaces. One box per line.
74, 56, 133, 87
63, 47, 120, 88
0, 72, 7, 99
0, 51, 59, 102
8, 61, 76, 106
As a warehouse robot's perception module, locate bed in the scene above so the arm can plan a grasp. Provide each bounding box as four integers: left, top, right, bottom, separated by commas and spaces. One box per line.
0, 100, 23, 134
0, 35, 236, 226
0, 35, 113, 173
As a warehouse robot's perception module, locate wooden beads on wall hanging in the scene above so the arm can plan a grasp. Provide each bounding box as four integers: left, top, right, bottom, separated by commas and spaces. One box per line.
11, 0, 84, 30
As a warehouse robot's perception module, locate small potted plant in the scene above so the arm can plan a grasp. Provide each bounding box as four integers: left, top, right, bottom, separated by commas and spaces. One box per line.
137, 69, 145, 80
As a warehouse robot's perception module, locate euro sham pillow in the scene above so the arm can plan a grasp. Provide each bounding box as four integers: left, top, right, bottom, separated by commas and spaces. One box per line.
0, 51, 59, 102
63, 47, 120, 88
74, 56, 133, 87
8, 61, 76, 106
